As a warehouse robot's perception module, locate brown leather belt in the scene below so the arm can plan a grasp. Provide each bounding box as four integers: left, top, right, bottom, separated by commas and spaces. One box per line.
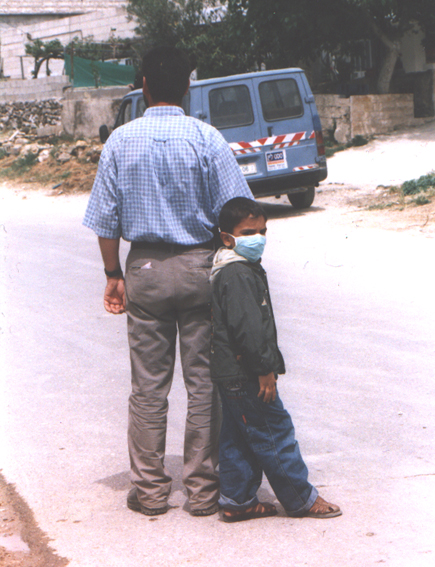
131, 240, 214, 253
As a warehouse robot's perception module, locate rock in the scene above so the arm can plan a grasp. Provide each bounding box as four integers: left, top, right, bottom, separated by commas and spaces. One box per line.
57, 152, 71, 163
88, 149, 101, 163
334, 121, 351, 144
20, 143, 41, 157
38, 149, 51, 163
10, 145, 22, 156
36, 125, 63, 138
71, 139, 88, 157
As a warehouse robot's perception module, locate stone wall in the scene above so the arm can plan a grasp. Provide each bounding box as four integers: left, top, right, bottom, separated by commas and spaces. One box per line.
351, 94, 416, 138
314, 95, 351, 143
0, 99, 62, 134
0, 76, 70, 102
315, 93, 432, 143
61, 85, 130, 138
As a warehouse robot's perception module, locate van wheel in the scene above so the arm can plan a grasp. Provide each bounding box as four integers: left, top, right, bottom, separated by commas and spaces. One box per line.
288, 187, 315, 209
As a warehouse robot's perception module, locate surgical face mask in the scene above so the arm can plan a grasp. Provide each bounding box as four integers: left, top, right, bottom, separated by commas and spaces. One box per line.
232, 233, 266, 263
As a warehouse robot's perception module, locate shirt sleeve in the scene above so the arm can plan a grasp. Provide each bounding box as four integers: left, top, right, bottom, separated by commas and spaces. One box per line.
208, 132, 254, 221
82, 134, 122, 239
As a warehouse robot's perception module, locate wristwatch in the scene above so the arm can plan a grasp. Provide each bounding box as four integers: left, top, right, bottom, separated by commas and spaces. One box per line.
104, 266, 124, 279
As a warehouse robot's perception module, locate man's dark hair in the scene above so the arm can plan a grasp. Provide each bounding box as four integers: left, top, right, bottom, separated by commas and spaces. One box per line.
142, 46, 191, 104
219, 197, 267, 234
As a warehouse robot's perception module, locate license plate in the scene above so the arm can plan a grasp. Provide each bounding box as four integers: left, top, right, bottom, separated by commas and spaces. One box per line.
266, 150, 288, 171
239, 162, 257, 176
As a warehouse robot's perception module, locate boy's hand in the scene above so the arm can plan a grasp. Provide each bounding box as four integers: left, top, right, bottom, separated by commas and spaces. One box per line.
258, 373, 276, 403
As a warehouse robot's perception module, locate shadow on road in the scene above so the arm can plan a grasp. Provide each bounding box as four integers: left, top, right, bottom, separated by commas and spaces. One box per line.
95, 455, 276, 505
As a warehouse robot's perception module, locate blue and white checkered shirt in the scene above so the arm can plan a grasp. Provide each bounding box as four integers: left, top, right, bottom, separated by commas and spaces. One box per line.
83, 106, 253, 244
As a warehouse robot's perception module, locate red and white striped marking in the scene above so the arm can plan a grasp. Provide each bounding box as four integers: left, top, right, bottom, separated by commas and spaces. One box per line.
293, 164, 319, 171
230, 131, 315, 155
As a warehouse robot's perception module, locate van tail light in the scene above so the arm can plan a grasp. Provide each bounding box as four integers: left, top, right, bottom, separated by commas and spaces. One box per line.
315, 130, 325, 156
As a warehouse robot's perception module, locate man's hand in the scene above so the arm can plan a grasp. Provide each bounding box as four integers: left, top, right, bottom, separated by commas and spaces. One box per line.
258, 372, 276, 403
104, 277, 126, 314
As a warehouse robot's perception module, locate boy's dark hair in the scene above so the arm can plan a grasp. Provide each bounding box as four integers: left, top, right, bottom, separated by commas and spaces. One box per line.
219, 197, 267, 234
142, 46, 191, 104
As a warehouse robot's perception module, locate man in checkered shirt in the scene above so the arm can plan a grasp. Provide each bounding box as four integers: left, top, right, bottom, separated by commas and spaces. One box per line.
84, 46, 253, 517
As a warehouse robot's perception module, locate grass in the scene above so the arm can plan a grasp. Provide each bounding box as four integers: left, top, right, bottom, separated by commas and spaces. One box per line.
366, 173, 435, 212
0, 152, 39, 177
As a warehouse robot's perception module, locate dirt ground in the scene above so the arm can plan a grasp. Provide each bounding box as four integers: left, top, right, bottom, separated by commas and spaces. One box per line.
0, 473, 68, 567
316, 181, 435, 236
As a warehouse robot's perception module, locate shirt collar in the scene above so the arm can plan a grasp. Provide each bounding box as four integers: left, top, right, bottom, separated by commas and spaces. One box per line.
144, 105, 185, 117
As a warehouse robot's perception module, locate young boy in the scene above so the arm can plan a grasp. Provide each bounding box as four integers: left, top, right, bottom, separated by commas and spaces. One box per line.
210, 197, 342, 522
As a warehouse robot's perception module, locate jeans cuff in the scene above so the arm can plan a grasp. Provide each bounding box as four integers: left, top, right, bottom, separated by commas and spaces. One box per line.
218, 493, 259, 511
285, 486, 318, 517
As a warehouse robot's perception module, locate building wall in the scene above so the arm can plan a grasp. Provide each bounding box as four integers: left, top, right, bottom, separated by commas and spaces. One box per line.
401, 27, 428, 74
0, 1, 126, 14
1, 6, 135, 79
0, 75, 69, 102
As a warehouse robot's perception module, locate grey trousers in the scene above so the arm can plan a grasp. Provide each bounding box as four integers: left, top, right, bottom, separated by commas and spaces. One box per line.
125, 243, 220, 512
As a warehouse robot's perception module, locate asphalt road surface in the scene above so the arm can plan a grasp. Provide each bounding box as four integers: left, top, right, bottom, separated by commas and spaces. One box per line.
1, 179, 434, 567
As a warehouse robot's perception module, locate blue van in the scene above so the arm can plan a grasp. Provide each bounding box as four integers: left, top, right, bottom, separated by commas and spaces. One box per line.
100, 68, 327, 208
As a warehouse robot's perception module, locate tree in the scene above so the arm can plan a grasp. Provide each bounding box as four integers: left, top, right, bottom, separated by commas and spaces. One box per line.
26, 35, 140, 83
126, 0, 254, 78
25, 37, 64, 78
344, 0, 435, 93
224, 0, 435, 93
126, 0, 435, 91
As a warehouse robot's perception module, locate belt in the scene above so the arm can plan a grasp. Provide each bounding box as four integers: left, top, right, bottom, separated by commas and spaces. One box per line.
131, 239, 215, 253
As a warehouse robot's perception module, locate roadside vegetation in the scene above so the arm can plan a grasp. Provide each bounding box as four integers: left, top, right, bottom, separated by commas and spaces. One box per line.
0, 134, 99, 193
325, 135, 369, 158
367, 173, 435, 210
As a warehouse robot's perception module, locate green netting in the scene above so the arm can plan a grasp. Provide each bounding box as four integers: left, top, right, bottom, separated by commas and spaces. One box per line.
64, 55, 135, 87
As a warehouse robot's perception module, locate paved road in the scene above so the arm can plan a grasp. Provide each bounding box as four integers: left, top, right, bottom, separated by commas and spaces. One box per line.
1, 185, 434, 567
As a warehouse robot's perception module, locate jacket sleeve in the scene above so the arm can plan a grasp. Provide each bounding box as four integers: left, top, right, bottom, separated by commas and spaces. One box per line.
220, 268, 277, 376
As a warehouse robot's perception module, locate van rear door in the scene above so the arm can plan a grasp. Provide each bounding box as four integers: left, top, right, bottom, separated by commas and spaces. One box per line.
201, 80, 263, 177
250, 71, 319, 180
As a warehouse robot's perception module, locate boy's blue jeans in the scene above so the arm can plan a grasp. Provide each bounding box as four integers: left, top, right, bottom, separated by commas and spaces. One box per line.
217, 379, 318, 515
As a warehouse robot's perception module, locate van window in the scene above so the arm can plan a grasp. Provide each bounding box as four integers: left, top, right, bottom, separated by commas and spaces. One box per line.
209, 85, 253, 129
259, 79, 303, 121
136, 92, 188, 118
137, 97, 146, 117
182, 92, 190, 115
115, 99, 132, 128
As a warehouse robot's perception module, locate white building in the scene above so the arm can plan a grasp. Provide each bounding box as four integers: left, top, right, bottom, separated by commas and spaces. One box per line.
0, 1, 135, 79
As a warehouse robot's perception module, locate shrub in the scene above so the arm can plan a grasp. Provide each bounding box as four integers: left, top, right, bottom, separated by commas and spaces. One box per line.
401, 173, 435, 196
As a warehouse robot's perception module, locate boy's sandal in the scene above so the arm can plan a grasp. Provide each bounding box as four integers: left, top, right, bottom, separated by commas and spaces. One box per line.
288, 496, 342, 519
222, 502, 277, 523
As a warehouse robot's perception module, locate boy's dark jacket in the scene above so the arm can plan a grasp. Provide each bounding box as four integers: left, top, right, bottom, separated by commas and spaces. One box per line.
210, 257, 285, 382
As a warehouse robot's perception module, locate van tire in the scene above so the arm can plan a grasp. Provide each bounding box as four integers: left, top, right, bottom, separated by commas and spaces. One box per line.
288, 187, 315, 209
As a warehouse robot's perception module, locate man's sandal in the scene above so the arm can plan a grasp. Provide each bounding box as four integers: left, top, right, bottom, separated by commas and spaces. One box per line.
288, 496, 342, 519
222, 502, 278, 523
